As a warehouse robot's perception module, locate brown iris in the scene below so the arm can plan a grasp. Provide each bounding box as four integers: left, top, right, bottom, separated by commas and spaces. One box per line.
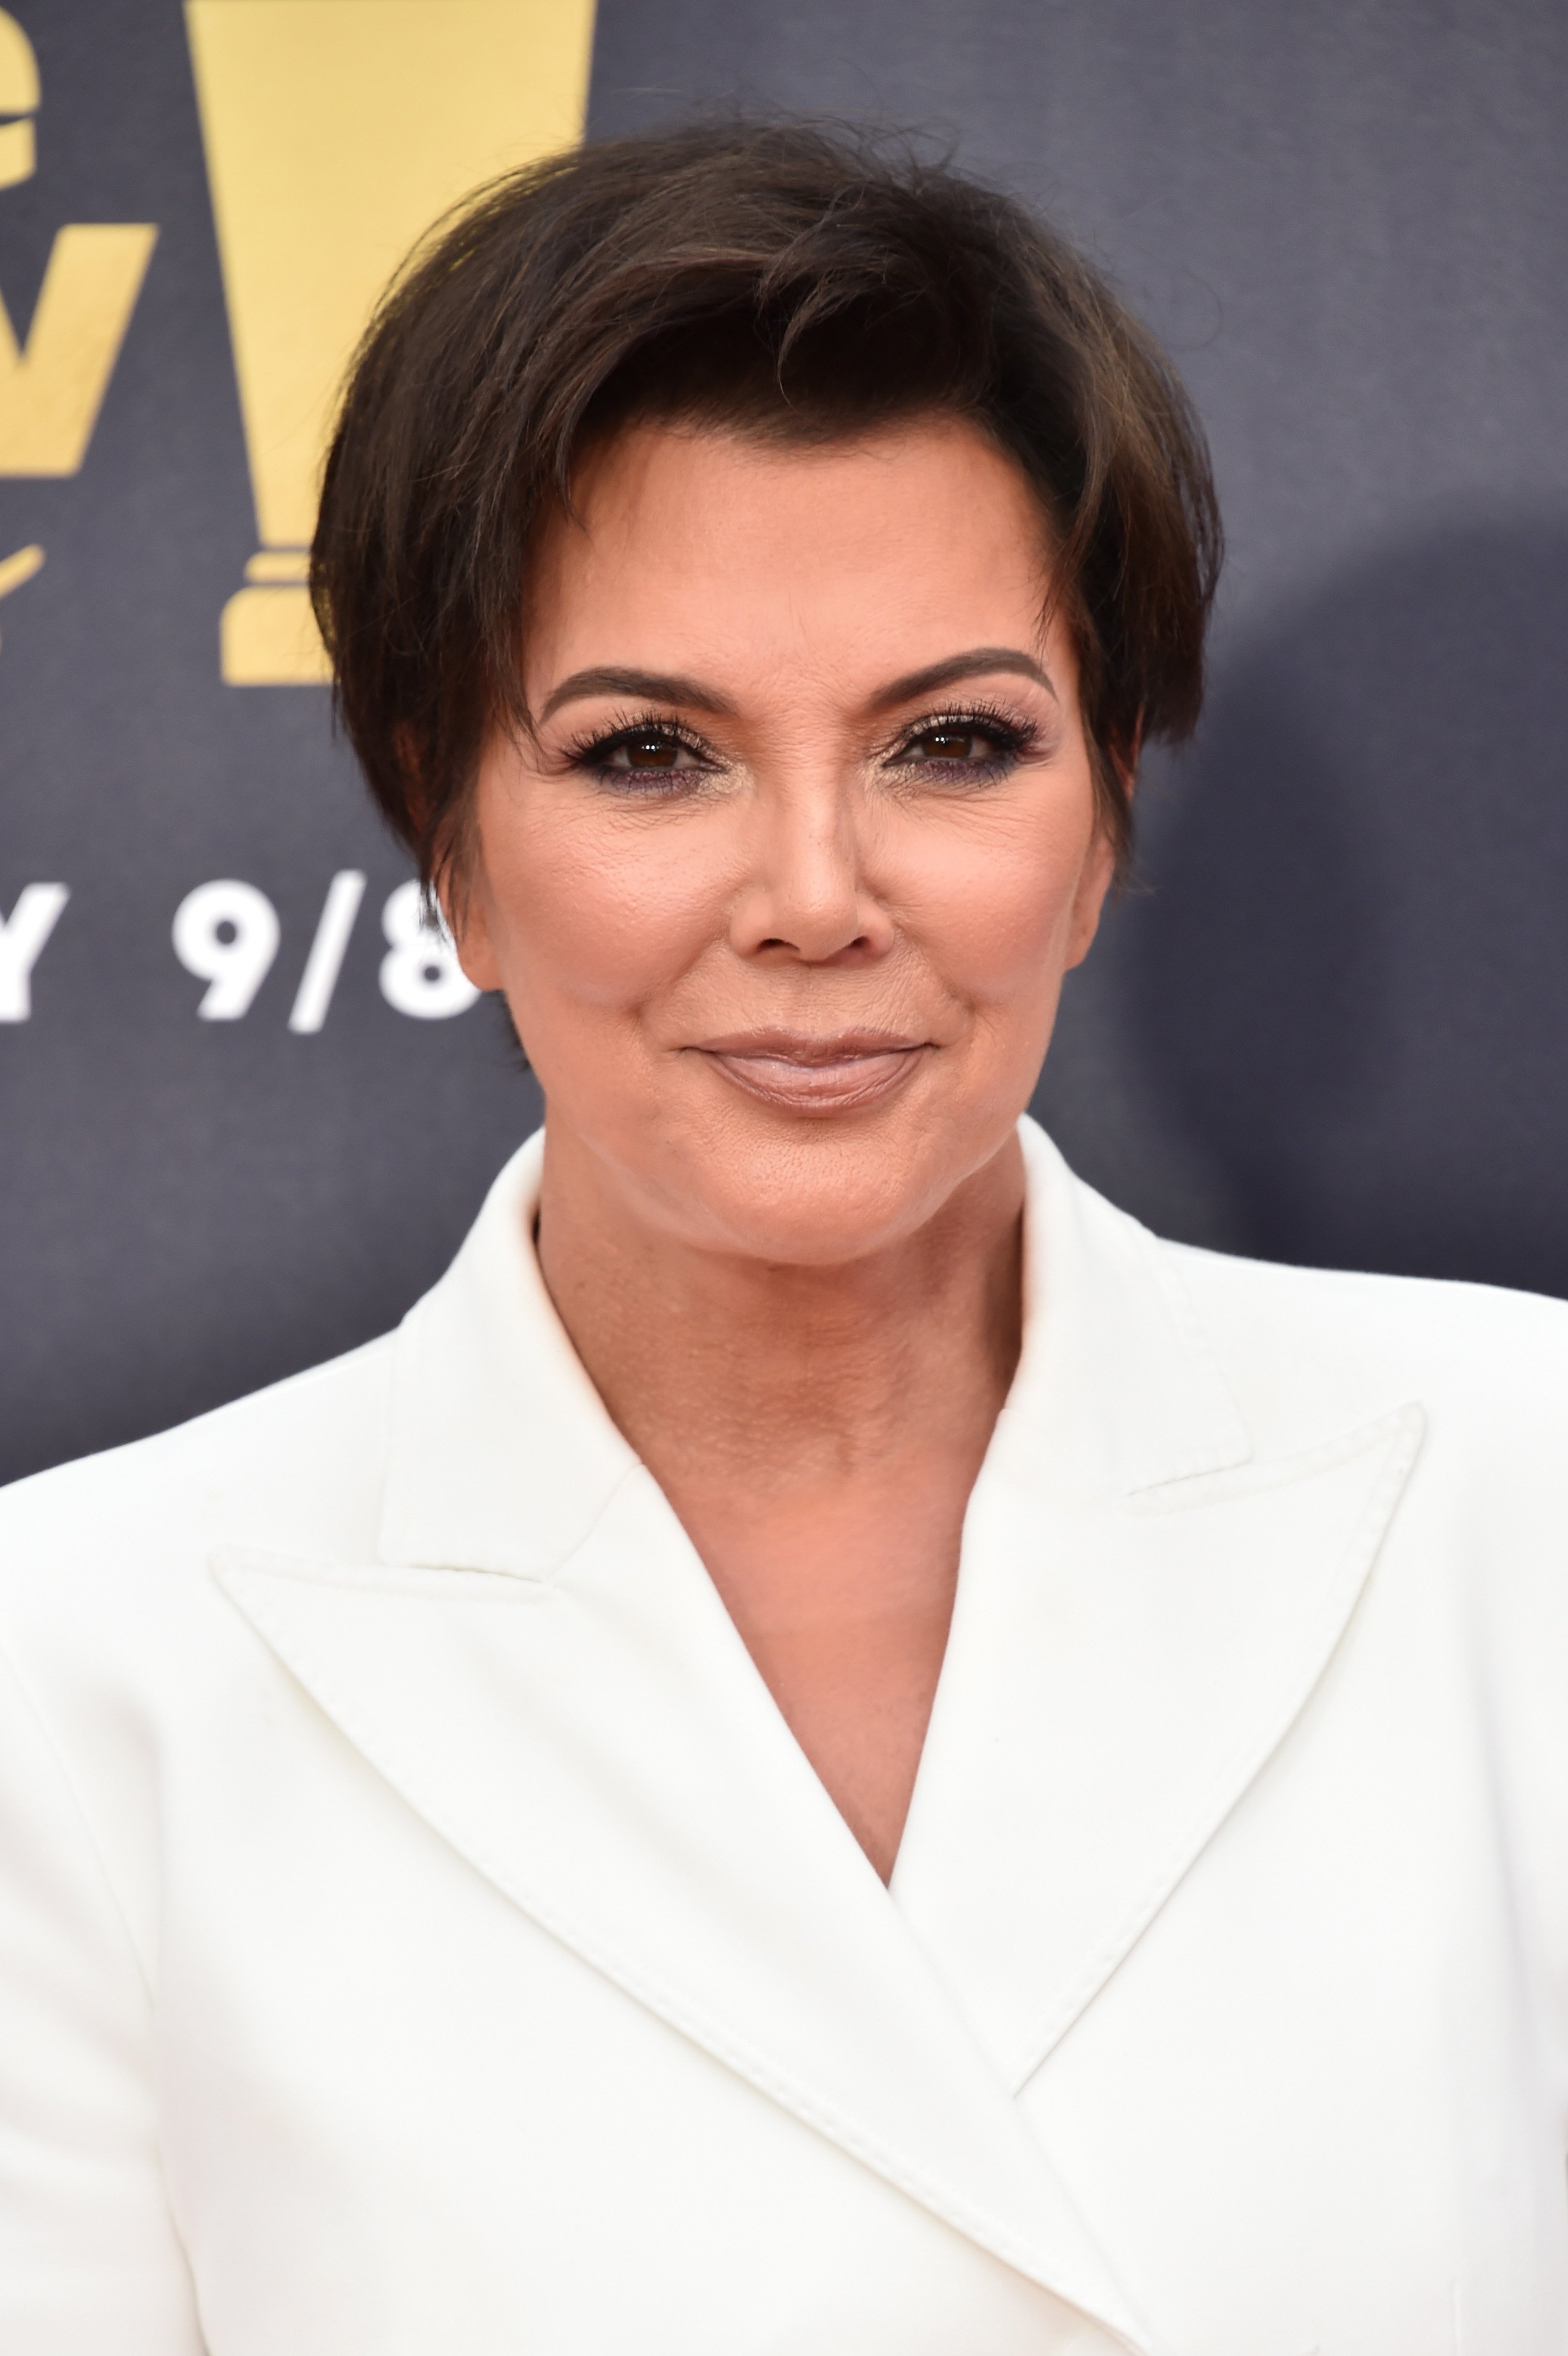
913, 728, 981, 760
623, 733, 682, 767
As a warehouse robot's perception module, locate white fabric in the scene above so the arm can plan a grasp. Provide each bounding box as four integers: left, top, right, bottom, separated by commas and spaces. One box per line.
1, 1117, 1566, 2355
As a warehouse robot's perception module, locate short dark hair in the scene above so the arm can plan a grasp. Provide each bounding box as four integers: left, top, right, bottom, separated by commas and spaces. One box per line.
312, 120, 1221, 884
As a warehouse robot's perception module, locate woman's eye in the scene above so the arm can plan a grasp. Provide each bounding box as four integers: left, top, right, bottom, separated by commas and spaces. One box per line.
569, 721, 717, 791
898, 720, 1024, 767
909, 727, 987, 761
606, 732, 683, 769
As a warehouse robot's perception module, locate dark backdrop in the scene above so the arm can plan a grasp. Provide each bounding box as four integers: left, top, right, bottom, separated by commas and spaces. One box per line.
3, 0, 1566, 1485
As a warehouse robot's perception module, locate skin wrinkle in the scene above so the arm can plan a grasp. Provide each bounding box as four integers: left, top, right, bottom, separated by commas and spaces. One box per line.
450, 416, 1115, 1881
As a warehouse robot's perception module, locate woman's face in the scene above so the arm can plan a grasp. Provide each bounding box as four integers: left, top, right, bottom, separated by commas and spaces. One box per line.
455, 415, 1116, 1264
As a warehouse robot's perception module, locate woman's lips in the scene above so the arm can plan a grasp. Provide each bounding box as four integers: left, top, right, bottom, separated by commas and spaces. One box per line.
691, 1030, 930, 1114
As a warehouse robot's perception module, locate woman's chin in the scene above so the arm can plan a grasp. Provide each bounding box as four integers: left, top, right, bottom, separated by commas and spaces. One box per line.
654, 1129, 1008, 1269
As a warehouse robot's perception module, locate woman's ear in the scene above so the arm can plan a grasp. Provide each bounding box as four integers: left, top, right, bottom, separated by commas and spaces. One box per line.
430, 822, 502, 993
411, 738, 500, 991
445, 875, 504, 993
1065, 826, 1117, 969
1065, 716, 1139, 969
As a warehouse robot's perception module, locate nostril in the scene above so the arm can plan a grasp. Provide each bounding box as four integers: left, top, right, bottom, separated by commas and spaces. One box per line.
754, 935, 877, 960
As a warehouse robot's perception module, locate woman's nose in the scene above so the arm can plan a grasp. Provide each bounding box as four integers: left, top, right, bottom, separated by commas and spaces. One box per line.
727, 774, 895, 966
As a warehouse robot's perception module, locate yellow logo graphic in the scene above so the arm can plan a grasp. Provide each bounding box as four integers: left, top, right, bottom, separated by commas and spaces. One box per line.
0, 11, 158, 479
185, 0, 597, 687
0, 536, 42, 648
0, 2, 35, 187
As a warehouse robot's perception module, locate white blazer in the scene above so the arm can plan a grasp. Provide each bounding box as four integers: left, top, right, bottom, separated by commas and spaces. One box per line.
2, 1119, 1566, 2356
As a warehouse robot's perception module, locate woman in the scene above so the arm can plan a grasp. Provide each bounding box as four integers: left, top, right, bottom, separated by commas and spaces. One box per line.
1, 122, 1565, 2356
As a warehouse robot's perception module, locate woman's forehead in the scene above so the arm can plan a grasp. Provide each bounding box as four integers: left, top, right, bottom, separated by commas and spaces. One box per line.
525, 418, 1064, 699
561, 414, 1048, 545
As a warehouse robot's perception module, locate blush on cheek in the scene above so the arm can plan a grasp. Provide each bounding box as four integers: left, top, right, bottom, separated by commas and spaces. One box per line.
487, 815, 736, 1016
894, 811, 1097, 1010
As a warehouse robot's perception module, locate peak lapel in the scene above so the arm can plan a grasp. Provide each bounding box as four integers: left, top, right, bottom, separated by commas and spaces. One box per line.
216, 1477, 1153, 2351
893, 1128, 1425, 2089
893, 1404, 1423, 2090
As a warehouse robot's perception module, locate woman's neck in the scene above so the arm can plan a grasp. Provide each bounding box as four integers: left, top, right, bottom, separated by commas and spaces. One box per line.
534, 1122, 1026, 1502
532, 1120, 1028, 1883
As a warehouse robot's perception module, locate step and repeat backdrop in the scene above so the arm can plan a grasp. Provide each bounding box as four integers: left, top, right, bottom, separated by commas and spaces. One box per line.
2, 0, 1567, 1481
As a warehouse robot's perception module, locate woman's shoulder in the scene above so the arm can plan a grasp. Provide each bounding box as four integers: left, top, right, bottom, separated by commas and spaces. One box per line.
1162, 1221, 1568, 1365
1155, 1223, 1568, 1485
0, 1329, 400, 1650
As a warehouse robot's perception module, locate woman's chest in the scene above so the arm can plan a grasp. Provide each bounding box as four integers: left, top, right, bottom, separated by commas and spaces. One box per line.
147, 1670, 1568, 2356
157, 1774, 1090, 2355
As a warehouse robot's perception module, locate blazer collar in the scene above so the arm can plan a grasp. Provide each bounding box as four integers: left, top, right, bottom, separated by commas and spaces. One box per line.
377, 1130, 634, 1580
1004, 1119, 1252, 1499
219, 1119, 1421, 2351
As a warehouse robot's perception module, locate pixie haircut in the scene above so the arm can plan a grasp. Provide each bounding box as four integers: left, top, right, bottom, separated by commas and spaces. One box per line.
312, 120, 1221, 884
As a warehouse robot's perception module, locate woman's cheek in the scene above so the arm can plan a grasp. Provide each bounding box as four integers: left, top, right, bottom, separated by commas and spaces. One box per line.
504, 812, 733, 1012
895, 804, 1093, 1002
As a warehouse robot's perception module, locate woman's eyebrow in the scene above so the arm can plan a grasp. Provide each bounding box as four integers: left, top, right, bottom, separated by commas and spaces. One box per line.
537, 649, 1055, 725
539, 666, 735, 722
872, 648, 1057, 709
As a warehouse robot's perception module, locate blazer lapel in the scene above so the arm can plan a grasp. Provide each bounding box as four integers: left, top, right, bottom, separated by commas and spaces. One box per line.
216, 1493, 1149, 2348
213, 1135, 1153, 2353
892, 1126, 1424, 2091
211, 1120, 1423, 2345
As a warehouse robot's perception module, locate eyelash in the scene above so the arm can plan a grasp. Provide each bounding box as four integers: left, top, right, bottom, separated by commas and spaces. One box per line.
559, 701, 1040, 791
884, 703, 1038, 781
559, 708, 719, 789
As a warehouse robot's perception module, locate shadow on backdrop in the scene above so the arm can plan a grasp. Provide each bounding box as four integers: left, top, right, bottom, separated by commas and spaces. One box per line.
1113, 514, 1568, 1295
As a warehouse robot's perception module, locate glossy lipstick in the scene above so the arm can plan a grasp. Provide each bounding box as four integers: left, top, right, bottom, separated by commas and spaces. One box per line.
691, 1028, 929, 1114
